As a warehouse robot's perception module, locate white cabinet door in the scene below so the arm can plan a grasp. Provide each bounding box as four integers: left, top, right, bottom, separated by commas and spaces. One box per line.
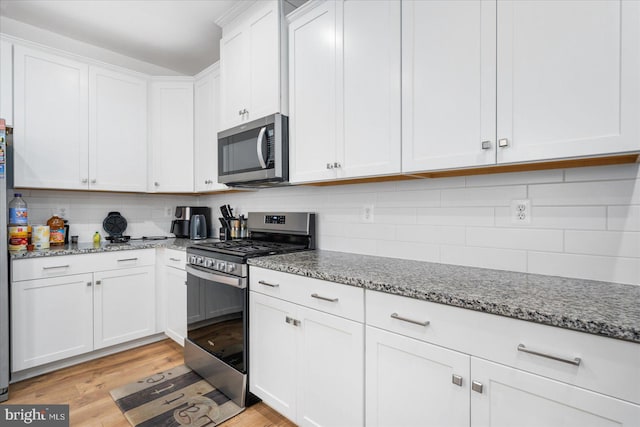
11, 273, 94, 371
0, 39, 12, 125
220, 27, 249, 130
194, 65, 226, 192
496, 0, 640, 163
149, 80, 194, 192
249, 291, 297, 421
471, 358, 640, 427
165, 266, 187, 346
366, 326, 470, 427
297, 305, 364, 427
89, 66, 147, 192
341, 0, 401, 179
13, 45, 89, 189
289, 1, 338, 183
402, 0, 496, 173
93, 266, 156, 349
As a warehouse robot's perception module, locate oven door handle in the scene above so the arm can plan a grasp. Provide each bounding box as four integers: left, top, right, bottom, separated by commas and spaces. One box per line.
256, 126, 268, 169
186, 264, 247, 289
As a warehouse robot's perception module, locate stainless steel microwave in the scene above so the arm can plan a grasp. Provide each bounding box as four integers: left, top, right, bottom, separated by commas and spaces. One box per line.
218, 113, 288, 187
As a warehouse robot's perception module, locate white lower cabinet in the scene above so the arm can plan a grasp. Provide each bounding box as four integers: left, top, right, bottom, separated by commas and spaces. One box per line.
11, 250, 157, 372
164, 249, 187, 346
249, 267, 365, 426
366, 326, 470, 427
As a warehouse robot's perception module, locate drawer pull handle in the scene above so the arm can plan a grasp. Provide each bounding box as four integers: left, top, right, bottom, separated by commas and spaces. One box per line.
517, 344, 581, 366
311, 293, 338, 302
258, 280, 279, 288
117, 257, 138, 262
43, 265, 70, 270
390, 313, 430, 327
285, 316, 301, 327
169, 257, 182, 262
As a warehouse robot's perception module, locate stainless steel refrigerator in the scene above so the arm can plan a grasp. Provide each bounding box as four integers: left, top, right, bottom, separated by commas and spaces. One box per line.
0, 119, 11, 402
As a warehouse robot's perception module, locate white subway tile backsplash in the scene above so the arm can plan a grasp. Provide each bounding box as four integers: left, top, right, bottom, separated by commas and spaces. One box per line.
564, 164, 640, 182
377, 189, 440, 207
396, 224, 465, 245
529, 180, 640, 206
377, 241, 440, 263
495, 206, 607, 230
319, 236, 378, 256
417, 207, 494, 226
466, 169, 563, 187
375, 207, 418, 225
565, 231, 640, 258
528, 252, 640, 285
441, 245, 528, 272
441, 185, 527, 207
466, 227, 564, 252
608, 206, 640, 231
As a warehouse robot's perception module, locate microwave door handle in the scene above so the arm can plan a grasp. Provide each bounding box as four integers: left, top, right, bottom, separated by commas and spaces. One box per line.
256, 126, 268, 169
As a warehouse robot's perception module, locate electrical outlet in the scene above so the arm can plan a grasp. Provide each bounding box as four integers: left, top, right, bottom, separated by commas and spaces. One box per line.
511, 199, 531, 224
165, 207, 173, 217
362, 205, 374, 223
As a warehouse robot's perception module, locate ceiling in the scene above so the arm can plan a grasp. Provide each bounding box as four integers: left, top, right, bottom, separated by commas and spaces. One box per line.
0, 0, 245, 75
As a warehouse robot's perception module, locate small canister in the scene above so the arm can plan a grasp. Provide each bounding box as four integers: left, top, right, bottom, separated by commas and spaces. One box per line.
230, 219, 240, 239
32, 225, 50, 250
8, 226, 28, 251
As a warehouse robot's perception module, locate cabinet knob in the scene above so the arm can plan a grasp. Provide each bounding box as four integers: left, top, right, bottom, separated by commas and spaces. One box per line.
95, 280, 102, 285
81, 178, 88, 184
452, 374, 463, 387
481, 140, 492, 150
326, 163, 334, 169
334, 162, 341, 168
285, 316, 301, 327
238, 110, 243, 116
154, 182, 160, 187
91, 179, 97, 184
86, 282, 92, 287
472, 381, 483, 394
498, 138, 509, 148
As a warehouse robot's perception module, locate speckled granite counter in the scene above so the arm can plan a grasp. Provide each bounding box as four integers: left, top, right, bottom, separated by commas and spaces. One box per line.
248, 250, 640, 343
9, 237, 219, 259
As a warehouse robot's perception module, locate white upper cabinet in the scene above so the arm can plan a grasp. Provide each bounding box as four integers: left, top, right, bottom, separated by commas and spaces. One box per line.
219, 0, 288, 131
402, 0, 496, 172
13, 45, 89, 189
194, 63, 227, 192
496, 0, 640, 163
289, 0, 401, 183
148, 79, 194, 193
89, 66, 147, 192
403, 0, 640, 174
0, 39, 12, 126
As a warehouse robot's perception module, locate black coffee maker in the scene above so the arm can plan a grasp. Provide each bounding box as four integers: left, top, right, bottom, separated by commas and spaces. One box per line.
171, 206, 212, 239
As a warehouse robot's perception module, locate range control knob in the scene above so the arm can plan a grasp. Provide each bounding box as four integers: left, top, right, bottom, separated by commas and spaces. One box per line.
204, 258, 214, 268
189, 255, 197, 264
196, 256, 204, 265
227, 263, 236, 273
216, 261, 226, 271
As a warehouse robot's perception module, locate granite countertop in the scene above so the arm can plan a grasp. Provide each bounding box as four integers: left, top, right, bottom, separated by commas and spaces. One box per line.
248, 250, 640, 343
9, 237, 219, 259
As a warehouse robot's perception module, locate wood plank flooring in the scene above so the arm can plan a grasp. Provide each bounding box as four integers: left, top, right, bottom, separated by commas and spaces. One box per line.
1, 339, 296, 427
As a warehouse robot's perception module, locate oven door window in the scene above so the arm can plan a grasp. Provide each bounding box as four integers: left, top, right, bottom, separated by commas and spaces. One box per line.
187, 273, 247, 373
219, 124, 275, 176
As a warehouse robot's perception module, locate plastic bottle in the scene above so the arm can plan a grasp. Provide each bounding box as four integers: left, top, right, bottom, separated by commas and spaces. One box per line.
93, 231, 101, 246
8, 193, 28, 226
47, 215, 65, 246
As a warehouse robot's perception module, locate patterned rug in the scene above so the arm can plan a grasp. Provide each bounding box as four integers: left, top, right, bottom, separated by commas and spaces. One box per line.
110, 365, 243, 426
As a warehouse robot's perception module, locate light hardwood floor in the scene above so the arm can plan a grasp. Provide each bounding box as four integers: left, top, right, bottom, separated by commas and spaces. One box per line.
1, 339, 296, 427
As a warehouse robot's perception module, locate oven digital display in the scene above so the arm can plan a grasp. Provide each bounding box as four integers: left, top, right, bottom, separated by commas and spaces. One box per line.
265, 215, 285, 225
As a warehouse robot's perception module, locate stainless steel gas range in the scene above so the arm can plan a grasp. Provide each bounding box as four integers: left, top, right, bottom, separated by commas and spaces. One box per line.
184, 212, 315, 408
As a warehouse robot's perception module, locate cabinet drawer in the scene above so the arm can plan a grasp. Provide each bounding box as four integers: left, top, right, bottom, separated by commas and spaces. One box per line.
250, 267, 364, 322
366, 290, 640, 404
164, 249, 186, 270
12, 249, 156, 282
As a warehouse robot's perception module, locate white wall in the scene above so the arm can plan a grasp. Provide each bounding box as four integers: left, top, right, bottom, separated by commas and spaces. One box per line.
16, 163, 639, 285
204, 164, 640, 285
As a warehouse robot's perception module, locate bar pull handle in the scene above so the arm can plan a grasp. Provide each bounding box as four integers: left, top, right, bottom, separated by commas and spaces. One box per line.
169, 257, 182, 262
258, 280, 279, 288
517, 344, 581, 366
117, 258, 138, 262
256, 126, 268, 169
390, 313, 430, 327
285, 316, 301, 327
472, 381, 483, 394
311, 293, 338, 302
43, 265, 70, 270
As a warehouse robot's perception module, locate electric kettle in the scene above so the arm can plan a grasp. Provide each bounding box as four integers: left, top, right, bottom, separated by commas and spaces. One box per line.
190, 214, 207, 240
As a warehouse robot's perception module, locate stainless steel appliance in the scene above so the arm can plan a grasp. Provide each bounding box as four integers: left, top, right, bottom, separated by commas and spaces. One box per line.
0, 120, 12, 402
189, 214, 207, 240
185, 212, 315, 408
171, 206, 212, 239
218, 113, 288, 187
